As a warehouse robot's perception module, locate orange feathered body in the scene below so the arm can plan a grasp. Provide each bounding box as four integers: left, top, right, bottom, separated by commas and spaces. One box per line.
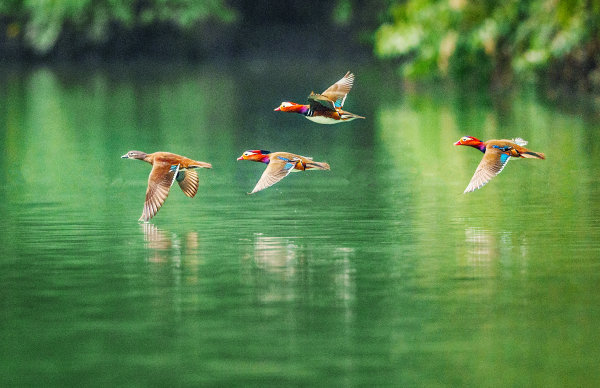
143, 152, 212, 169
269, 152, 330, 171
484, 140, 546, 160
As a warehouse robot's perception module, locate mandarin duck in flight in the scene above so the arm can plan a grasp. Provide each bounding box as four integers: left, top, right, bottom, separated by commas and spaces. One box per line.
237, 150, 330, 194
274, 71, 365, 124
454, 136, 545, 193
122, 151, 212, 221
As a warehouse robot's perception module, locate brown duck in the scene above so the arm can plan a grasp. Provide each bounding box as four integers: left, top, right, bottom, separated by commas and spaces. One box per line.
122, 151, 212, 221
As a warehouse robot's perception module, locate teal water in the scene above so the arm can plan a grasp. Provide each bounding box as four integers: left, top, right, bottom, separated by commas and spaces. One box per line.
1, 62, 600, 386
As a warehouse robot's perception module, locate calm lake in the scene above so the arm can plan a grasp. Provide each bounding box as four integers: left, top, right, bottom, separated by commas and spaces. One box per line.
1, 60, 599, 386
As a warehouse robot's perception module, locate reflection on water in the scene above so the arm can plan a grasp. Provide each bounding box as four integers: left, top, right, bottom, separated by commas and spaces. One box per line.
464, 226, 496, 262
142, 222, 198, 255
245, 233, 356, 307
462, 226, 530, 266
250, 233, 302, 273
332, 247, 355, 303
143, 223, 177, 253
141, 223, 202, 282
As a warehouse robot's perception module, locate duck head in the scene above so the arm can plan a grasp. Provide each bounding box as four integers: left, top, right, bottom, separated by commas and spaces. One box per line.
454, 136, 483, 146
274, 101, 306, 113
454, 136, 486, 153
121, 150, 148, 160
237, 150, 271, 163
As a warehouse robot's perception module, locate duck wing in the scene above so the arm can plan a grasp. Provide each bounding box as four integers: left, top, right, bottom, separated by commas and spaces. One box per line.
176, 169, 199, 198
321, 71, 354, 108
464, 147, 511, 193
140, 163, 179, 221
249, 156, 298, 194
308, 92, 337, 112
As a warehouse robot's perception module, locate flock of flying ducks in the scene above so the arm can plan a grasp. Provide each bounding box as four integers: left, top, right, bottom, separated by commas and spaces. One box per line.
123, 72, 545, 222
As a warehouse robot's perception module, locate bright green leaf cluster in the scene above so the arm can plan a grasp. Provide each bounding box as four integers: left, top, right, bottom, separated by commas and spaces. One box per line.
375, 0, 600, 84
3, 0, 236, 54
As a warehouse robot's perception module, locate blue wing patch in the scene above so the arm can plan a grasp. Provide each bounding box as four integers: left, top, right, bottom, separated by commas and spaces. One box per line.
500, 153, 510, 164
276, 156, 296, 170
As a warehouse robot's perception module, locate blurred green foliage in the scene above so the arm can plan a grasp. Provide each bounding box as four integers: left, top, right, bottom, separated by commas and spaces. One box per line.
4, 0, 600, 89
0, 0, 236, 54
375, 0, 600, 88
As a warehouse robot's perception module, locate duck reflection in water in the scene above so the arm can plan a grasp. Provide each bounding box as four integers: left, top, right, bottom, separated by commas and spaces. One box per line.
247, 233, 356, 308
463, 226, 529, 270
464, 227, 496, 264
251, 233, 303, 273
141, 223, 199, 266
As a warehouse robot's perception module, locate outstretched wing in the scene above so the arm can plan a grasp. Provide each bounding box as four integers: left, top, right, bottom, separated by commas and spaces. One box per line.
140, 163, 179, 221
177, 169, 199, 198
308, 92, 337, 112
321, 71, 354, 108
464, 148, 511, 193
307, 72, 355, 112
249, 157, 297, 194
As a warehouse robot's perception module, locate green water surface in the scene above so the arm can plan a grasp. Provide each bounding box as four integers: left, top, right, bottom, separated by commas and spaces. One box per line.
1, 62, 599, 386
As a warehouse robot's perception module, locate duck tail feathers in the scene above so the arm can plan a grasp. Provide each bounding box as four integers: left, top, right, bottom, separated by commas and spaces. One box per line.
306, 161, 330, 170
190, 161, 212, 169
522, 151, 545, 159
